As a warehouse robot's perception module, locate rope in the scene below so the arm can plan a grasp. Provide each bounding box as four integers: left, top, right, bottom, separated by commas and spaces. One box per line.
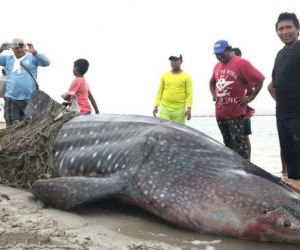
0, 99, 79, 190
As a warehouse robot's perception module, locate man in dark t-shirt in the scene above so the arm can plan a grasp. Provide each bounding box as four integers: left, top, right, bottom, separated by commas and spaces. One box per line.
268, 12, 300, 191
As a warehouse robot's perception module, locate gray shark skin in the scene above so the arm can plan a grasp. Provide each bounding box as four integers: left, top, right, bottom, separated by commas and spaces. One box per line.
25, 91, 300, 244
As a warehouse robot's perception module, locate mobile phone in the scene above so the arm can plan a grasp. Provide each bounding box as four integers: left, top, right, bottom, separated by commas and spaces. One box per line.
7, 43, 19, 49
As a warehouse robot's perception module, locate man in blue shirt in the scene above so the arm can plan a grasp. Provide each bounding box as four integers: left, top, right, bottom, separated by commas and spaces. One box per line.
0, 38, 50, 126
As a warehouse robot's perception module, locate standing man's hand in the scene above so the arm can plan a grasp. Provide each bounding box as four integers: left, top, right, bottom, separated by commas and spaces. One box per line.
153, 107, 158, 117
0, 42, 9, 52
185, 108, 192, 120
26, 43, 37, 55
236, 96, 254, 106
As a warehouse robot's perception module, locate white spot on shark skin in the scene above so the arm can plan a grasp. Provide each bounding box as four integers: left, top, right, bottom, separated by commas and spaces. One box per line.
59, 159, 64, 168
55, 151, 59, 156
63, 134, 67, 137
80, 146, 85, 150
190, 240, 221, 246
121, 164, 126, 169
97, 160, 102, 168
107, 154, 112, 160
105, 141, 109, 145
114, 163, 119, 169
95, 139, 99, 144
89, 131, 94, 134
71, 157, 75, 163
69, 146, 73, 150
143, 190, 148, 195
93, 153, 97, 158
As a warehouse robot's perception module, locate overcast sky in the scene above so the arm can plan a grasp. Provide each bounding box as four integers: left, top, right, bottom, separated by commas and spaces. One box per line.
1, 0, 299, 116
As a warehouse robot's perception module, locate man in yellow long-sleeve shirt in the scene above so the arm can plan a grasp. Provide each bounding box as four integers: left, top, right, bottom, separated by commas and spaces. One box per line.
153, 54, 193, 124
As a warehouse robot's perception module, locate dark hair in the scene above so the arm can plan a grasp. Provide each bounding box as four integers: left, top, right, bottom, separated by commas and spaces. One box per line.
1, 68, 5, 75
276, 12, 300, 30
232, 48, 242, 57
74, 59, 89, 75
225, 46, 232, 52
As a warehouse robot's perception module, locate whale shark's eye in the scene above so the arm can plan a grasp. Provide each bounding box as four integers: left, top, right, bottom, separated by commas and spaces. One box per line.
283, 221, 291, 228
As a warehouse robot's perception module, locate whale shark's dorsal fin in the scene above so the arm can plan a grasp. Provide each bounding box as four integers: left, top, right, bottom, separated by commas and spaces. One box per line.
25, 90, 60, 118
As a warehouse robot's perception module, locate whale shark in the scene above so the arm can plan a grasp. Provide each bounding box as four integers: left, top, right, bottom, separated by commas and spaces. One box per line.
4, 90, 300, 244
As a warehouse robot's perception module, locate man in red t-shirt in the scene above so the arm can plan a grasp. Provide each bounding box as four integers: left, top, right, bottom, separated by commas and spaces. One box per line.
209, 40, 265, 159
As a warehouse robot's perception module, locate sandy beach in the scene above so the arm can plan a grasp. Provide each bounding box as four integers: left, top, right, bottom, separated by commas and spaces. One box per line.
2, 185, 299, 250
0, 185, 184, 250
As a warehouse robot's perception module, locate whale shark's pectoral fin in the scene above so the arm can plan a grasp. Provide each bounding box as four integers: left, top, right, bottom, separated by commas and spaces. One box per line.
30, 175, 128, 210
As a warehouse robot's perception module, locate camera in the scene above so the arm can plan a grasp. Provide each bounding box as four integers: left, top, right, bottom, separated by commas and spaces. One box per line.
7, 43, 19, 49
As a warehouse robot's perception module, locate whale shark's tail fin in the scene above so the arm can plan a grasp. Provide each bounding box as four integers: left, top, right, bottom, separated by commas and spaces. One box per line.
25, 90, 60, 118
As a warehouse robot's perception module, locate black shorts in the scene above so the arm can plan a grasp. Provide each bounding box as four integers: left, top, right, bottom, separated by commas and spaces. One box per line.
216, 115, 248, 159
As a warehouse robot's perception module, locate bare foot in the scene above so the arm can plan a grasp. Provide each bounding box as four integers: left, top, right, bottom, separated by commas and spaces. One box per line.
281, 177, 300, 192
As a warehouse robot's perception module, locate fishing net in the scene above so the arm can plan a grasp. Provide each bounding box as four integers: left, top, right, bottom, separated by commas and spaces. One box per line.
0, 99, 79, 190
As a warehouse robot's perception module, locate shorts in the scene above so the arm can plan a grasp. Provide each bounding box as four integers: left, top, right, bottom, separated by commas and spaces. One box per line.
216, 115, 248, 159
244, 119, 252, 136
160, 105, 186, 124
4, 97, 28, 127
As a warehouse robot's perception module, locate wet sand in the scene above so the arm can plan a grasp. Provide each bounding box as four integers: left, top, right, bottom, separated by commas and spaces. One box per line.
0, 185, 299, 250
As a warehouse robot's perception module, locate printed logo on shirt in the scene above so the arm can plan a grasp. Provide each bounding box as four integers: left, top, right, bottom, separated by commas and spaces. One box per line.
215, 69, 238, 106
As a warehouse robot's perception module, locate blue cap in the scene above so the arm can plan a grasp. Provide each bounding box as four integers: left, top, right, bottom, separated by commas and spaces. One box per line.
213, 40, 230, 54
